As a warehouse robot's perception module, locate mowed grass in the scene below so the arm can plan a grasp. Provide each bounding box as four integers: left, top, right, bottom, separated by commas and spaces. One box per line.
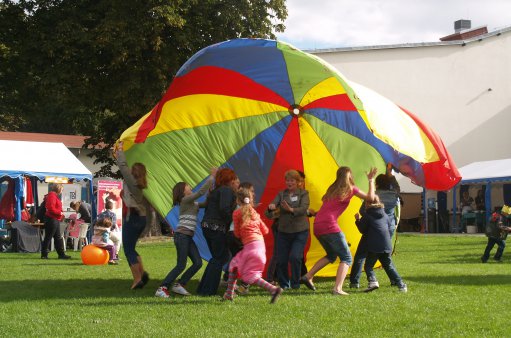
2, 234, 510, 337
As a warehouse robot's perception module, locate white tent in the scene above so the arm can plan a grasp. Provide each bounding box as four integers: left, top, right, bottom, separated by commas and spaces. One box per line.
0, 140, 92, 180
451, 158, 511, 230
458, 159, 511, 184
0, 140, 93, 221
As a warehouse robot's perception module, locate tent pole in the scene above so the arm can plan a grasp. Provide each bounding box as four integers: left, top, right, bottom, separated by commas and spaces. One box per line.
485, 182, 492, 222
422, 189, 427, 233
452, 185, 457, 232
14, 177, 24, 221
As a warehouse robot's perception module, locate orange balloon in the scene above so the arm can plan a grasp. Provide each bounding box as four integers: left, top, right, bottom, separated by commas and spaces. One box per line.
81, 245, 110, 265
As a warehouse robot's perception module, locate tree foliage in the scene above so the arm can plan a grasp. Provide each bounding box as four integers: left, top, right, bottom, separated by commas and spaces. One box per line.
0, 0, 287, 177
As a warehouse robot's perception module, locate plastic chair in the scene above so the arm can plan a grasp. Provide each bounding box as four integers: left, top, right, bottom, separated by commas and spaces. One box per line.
72, 223, 90, 251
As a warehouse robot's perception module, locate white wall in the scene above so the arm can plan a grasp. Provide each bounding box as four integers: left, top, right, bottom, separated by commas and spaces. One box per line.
311, 30, 511, 170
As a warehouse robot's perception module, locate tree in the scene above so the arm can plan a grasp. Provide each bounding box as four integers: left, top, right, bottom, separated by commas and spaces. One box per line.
0, 0, 288, 177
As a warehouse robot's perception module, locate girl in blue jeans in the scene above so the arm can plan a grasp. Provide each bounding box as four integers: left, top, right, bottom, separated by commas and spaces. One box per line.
301, 166, 376, 295
155, 168, 217, 298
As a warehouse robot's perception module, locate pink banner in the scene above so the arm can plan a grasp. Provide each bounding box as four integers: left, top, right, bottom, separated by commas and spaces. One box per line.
97, 180, 123, 228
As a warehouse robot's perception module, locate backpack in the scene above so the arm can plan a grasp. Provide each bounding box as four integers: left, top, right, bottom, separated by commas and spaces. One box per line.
36, 199, 46, 222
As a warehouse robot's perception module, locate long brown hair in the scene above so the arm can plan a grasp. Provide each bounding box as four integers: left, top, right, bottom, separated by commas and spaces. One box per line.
131, 163, 147, 189
237, 187, 254, 226
172, 182, 186, 206
322, 166, 354, 201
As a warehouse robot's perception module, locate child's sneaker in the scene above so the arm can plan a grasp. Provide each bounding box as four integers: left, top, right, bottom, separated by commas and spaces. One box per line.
363, 280, 379, 292
270, 287, 283, 304
222, 293, 235, 301
236, 283, 250, 295
398, 284, 408, 293
155, 286, 170, 298
349, 282, 360, 289
172, 283, 191, 296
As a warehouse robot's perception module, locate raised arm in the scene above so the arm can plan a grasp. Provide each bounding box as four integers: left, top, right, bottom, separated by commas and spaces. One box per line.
354, 167, 377, 202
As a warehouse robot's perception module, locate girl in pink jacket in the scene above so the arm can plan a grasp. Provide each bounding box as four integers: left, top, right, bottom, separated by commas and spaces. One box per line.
223, 187, 283, 304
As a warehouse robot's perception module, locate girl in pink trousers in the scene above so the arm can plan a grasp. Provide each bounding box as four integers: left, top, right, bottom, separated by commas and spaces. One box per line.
223, 187, 283, 304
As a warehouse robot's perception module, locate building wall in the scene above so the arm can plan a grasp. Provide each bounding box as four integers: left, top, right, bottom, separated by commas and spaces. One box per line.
311, 29, 511, 223
311, 30, 511, 169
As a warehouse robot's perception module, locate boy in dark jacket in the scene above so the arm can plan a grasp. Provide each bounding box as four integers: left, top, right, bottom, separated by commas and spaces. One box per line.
481, 205, 511, 263
355, 196, 407, 293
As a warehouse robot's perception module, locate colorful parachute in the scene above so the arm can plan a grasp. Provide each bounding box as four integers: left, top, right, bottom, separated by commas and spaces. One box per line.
118, 39, 460, 276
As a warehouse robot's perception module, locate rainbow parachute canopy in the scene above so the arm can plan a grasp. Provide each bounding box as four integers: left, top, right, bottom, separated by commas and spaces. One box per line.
118, 38, 460, 275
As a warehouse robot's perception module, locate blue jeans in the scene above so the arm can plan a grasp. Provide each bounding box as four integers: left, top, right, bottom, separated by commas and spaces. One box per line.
197, 228, 229, 295
276, 229, 309, 289
350, 237, 367, 285
317, 232, 352, 265
122, 212, 146, 266
482, 237, 506, 261
161, 232, 202, 287
266, 226, 279, 281
364, 252, 404, 287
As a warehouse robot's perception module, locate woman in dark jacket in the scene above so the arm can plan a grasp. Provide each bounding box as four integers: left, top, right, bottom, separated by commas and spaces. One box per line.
197, 168, 238, 296
41, 183, 70, 260
267, 170, 310, 289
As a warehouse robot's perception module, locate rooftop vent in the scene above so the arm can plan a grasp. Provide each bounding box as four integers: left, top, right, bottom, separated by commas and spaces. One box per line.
454, 19, 471, 32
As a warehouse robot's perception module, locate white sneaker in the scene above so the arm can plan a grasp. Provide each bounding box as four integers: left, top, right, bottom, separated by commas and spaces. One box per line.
172, 283, 191, 296
398, 284, 408, 293
364, 281, 379, 293
155, 286, 170, 298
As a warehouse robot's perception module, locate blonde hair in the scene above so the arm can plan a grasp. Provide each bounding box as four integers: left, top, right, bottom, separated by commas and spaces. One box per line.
284, 170, 301, 182
366, 195, 384, 209
237, 187, 254, 226
49, 183, 64, 193
131, 163, 147, 189
323, 167, 354, 201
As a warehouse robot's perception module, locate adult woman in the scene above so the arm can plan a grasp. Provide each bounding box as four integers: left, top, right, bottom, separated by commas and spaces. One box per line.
41, 183, 71, 259
268, 170, 310, 289
460, 190, 474, 214
197, 168, 238, 296
116, 143, 154, 289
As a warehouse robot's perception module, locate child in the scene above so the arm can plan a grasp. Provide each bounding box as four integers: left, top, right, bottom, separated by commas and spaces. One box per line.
481, 205, 511, 263
224, 182, 253, 294
155, 167, 217, 298
92, 218, 118, 265
355, 196, 407, 292
97, 200, 121, 258
300, 166, 377, 295
223, 187, 283, 304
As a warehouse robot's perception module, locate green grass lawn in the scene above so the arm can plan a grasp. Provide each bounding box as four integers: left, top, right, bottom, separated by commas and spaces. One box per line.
2, 234, 510, 337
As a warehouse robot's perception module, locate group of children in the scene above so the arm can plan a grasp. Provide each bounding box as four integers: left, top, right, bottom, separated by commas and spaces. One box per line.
153, 165, 407, 303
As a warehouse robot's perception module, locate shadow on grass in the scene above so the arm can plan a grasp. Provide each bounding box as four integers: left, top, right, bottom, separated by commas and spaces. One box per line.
426, 254, 509, 264
406, 274, 510, 286
0, 278, 225, 305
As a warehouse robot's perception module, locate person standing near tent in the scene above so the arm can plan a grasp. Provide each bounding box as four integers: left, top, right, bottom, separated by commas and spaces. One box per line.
41, 183, 71, 260
197, 168, 238, 296
300, 166, 376, 295
70, 200, 92, 227
115, 142, 154, 290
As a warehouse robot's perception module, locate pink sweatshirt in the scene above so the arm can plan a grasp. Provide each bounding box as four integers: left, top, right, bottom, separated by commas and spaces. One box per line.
233, 207, 269, 245
313, 186, 359, 237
